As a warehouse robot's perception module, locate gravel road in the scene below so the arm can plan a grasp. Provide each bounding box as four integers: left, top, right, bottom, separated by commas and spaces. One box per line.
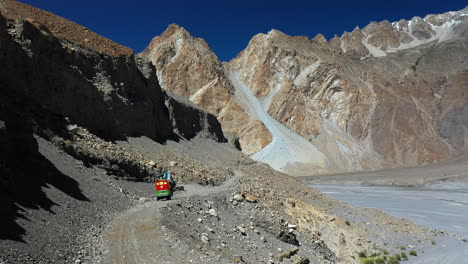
102, 172, 244, 264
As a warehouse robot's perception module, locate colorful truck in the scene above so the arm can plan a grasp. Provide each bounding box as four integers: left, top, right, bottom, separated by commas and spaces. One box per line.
155, 180, 172, 200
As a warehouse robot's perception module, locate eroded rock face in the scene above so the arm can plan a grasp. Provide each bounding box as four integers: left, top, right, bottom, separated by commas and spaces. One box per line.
227, 7, 468, 173
0, 11, 224, 144
228, 30, 388, 173
140, 24, 272, 154
0, 0, 133, 56
141, 8, 467, 176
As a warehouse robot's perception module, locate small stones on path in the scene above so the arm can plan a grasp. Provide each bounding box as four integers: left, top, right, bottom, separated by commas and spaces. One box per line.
245, 195, 257, 203
276, 247, 299, 262
292, 256, 310, 264
204, 226, 214, 233
233, 194, 244, 202
201, 234, 210, 244
237, 226, 247, 236
208, 208, 218, 217
234, 255, 244, 263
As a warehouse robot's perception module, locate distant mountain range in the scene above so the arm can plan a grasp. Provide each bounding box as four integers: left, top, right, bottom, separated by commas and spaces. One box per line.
141, 6, 468, 175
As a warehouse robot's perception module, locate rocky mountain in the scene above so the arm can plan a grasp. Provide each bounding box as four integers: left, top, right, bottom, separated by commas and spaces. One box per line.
140, 24, 273, 155
335, 6, 468, 59
1, 1, 467, 263
143, 7, 468, 176
0, 0, 225, 143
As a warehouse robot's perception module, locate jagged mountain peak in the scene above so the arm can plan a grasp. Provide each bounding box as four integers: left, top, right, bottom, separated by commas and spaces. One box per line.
141, 23, 274, 157
267, 28, 288, 37
160, 23, 191, 37
143, 23, 196, 52
339, 6, 468, 59
247, 28, 313, 46
158, 23, 210, 46
312, 33, 328, 44
224, 5, 468, 175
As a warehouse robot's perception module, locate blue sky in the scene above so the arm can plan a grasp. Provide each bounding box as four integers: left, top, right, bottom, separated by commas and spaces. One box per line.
19, 0, 468, 61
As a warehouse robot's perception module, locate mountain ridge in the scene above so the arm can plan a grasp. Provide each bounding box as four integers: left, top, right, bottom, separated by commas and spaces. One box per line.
143, 6, 468, 175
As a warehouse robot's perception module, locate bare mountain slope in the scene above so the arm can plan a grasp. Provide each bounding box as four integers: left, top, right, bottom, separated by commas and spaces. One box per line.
334, 6, 468, 59
143, 7, 468, 176
140, 24, 272, 155
0, 0, 132, 56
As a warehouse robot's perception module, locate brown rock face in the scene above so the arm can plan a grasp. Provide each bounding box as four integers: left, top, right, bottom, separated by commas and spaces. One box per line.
141, 7, 467, 176
140, 24, 272, 154
0, 0, 133, 56
0, 8, 226, 147
339, 27, 370, 59
227, 7, 468, 173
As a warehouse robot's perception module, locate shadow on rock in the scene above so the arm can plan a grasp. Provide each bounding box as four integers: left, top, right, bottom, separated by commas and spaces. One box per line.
0, 110, 89, 242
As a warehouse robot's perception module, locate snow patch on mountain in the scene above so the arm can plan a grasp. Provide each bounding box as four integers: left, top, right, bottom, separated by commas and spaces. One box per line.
361, 36, 387, 57
361, 7, 467, 57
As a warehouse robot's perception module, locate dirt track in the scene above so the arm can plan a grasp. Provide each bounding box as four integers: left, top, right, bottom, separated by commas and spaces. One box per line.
102, 172, 243, 264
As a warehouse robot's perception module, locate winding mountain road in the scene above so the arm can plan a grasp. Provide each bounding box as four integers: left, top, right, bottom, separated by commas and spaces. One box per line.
101, 171, 242, 264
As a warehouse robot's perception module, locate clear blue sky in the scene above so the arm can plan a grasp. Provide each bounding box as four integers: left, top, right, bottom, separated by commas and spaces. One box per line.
19, 0, 468, 61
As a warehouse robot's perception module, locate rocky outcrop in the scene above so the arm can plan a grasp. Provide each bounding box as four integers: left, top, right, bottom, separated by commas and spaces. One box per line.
0, 0, 132, 56
140, 24, 271, 154
1, 10, 88, 242
228, 30, 388, 174
0, 11, 224, 143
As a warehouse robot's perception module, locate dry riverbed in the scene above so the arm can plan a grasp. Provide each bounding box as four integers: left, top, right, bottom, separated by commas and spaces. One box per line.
302, 158, 468, 187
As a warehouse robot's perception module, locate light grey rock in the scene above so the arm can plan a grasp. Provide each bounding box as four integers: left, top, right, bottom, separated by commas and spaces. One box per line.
233, 194, 244, 202
208, 208, 218, 217
237, 226, 247, 235
201, 234, 210, 244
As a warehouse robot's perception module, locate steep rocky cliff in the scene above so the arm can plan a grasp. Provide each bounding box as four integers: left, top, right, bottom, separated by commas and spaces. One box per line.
0, 5, 224, 143
140, 24, 272, 155
228, 7, 468, 174
143, 7, 468, 176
